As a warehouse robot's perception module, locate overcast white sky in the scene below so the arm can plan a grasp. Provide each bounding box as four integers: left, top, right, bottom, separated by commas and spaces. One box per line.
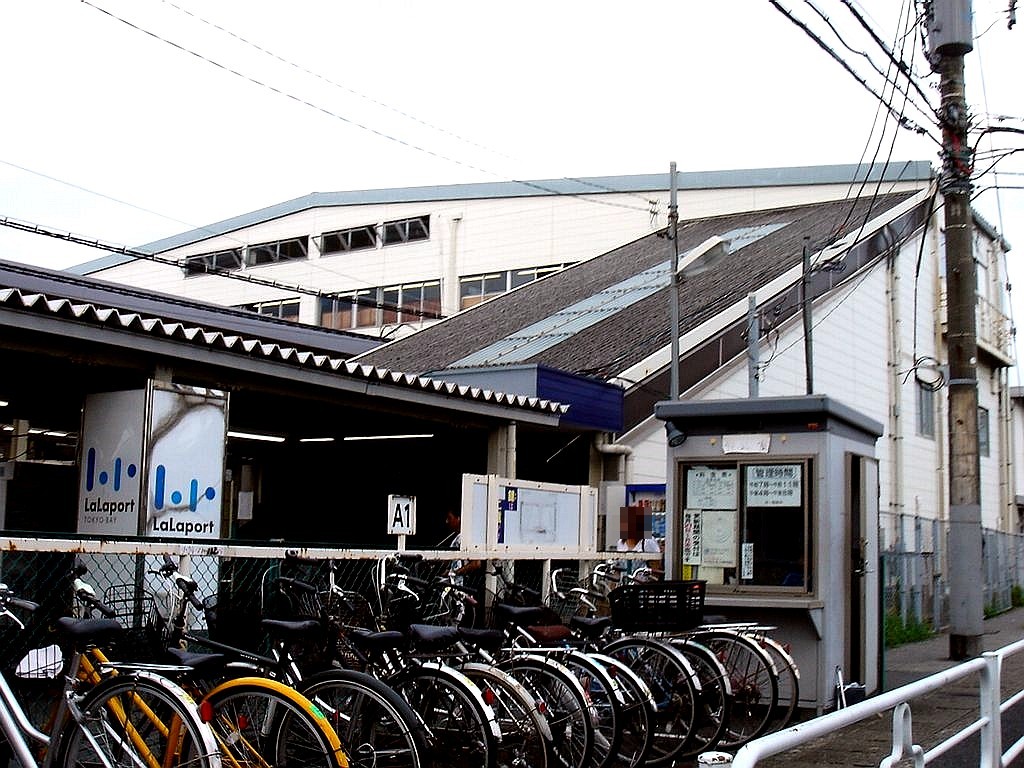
1, 1, 1021, 368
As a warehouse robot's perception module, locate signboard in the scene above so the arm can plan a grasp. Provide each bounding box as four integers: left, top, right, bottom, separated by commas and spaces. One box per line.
387, 495, 417, 535
682, 509, 702, 564
685, 467, 737, 509
701, 509, 738, 567
745, 464, 802, 507
145, 383, 227, 540
78, 390, 147, 535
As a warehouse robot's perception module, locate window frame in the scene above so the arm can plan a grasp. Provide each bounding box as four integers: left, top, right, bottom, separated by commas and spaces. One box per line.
679, 457, 814, 595
916, 378, 936, 439
382, 215, 430, 245
978, 406, 990, 457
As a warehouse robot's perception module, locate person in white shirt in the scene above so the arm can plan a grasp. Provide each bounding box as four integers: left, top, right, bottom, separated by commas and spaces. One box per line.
616, 505, 663, 577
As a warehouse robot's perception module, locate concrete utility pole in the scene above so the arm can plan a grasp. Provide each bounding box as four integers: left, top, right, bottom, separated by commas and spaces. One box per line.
929, 0, 983, 660
668, 161, 681, 401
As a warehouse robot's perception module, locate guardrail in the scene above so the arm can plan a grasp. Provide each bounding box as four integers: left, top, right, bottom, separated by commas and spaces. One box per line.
730, 637, 1024, 768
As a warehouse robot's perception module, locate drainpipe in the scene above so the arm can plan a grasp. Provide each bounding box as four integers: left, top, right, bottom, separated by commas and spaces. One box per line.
445, 216, 462, 317
887, 251, 905, 524
594, 433, 632, 483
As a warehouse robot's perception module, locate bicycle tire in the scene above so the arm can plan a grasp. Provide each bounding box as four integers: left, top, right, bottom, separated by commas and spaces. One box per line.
499, 653, 595, 768
552, 650, 622, 768
55, 671, 221, 768
604, 636, 699, 767
300, 668, 427, 768
386, 662, 499, 768
669, 637, 732, 755
460, 661, 552, 768
691, 630, 778, 749
753, 634, 800, 731
201, 677, 348, 768
588, 653, 655, 768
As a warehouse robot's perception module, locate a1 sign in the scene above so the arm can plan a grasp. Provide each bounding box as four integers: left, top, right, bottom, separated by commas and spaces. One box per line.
387, 495, 417, 535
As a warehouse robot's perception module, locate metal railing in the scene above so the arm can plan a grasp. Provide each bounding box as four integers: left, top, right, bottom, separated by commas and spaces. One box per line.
731, 636, 1024, 768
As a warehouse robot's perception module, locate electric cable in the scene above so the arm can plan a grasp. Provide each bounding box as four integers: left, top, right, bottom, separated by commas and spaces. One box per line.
79, 0, 655, 217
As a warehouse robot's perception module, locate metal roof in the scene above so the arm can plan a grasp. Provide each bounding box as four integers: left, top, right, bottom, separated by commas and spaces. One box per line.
68, 161, 933, 275
0, 286, 567, 421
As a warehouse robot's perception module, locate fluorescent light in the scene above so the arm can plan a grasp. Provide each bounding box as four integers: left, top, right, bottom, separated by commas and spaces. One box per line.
44, 431, 69, 438
0, 400, 8, 407
299, 437, 335, 443
227, 430, 286, 443
343, 433, 434, 442
28, 428, 45, 434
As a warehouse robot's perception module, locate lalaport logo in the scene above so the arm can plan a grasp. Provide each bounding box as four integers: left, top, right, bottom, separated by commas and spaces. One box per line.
150, 464, 218, 536
80, 447, 139, 526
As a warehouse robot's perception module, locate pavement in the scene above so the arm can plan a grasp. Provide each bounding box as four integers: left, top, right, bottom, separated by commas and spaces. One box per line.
745, 607, 1024, 768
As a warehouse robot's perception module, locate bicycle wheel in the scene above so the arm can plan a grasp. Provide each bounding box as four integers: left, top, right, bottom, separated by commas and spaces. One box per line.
387, 662, 499, 768
460, 661, 551, 768
692, 630, 778, 749
589, 653, 655, 768
499, 653, 595, 768
753, 634, 800, 731
300, 668, 427, 768
201, 677, 347, 768
669, 637, 732, 755
604, 636, 699, 767
56, 671, 221, 768
554, 650, 622, 768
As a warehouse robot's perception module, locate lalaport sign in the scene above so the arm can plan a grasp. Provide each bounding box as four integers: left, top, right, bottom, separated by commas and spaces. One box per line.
77, 382, 228, 540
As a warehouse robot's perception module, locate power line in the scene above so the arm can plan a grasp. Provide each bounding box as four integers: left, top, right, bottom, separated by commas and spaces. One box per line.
80, 0, 656, 217
768, 0, 941, 145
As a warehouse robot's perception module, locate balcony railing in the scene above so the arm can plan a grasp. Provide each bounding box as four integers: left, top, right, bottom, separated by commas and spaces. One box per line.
938, 281, 1015, 365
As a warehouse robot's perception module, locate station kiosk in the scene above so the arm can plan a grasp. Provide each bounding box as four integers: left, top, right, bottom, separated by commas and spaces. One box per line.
655, 395, 883, 712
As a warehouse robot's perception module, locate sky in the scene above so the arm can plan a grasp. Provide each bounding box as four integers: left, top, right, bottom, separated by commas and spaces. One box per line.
1, 1, 1021, 368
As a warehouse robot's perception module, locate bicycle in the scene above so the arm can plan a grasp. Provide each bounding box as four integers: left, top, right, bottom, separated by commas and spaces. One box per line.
74, 561, 350, 768
0, 582, 221, 768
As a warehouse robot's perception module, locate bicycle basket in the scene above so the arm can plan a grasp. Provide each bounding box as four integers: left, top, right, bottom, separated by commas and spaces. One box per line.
608, 580, 706, 632
101, 584, 164, 659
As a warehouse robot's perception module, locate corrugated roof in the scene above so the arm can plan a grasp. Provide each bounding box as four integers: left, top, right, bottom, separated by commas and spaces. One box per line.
0, 286, 566, 419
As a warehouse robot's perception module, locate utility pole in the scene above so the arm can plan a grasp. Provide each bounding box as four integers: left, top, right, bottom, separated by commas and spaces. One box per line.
929, 0, 983, 660
802, 236, 814, 395
668, 161, 680, 401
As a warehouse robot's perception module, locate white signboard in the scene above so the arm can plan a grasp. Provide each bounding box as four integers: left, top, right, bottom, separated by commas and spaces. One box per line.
387, 495, 417, 535
686, 467, 738, 509
682, 509, 702, 564
745, 464, 802, 507
78, 390, 146, 535
722, 433, 771, 454
701, 509, 738, 567
146, 384, 226, 540
741, 543, 755, 579
499, 484, 579, 546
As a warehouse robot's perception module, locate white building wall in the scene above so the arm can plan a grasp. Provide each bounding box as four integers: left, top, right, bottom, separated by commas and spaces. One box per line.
87, 179, 927, 335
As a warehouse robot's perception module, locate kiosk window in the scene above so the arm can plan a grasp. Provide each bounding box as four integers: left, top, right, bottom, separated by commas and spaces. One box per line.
681, 460, 812, 591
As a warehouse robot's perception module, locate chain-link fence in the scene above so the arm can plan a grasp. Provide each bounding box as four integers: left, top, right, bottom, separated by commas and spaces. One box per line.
880, 511, 1024, 632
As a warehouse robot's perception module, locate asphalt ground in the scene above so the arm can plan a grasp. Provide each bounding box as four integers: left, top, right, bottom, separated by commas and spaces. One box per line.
739, 606, 1024, 768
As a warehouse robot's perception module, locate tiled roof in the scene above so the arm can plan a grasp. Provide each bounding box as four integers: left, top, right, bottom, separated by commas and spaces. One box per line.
356, 191, 924, 383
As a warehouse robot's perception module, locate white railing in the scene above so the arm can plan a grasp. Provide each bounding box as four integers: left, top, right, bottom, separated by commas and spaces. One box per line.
731, 637, 1024, 768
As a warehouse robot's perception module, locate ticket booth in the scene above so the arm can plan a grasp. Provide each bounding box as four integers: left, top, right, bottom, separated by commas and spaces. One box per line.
655, 395, 883, 712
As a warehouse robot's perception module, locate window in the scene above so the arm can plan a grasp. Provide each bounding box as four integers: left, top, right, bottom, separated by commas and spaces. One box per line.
916, 379, 936, 439
381, 287, 399, 326
681, 461, 812, 592
247, 237, 308, 266
239, 298, 300, 321
511, 263, 568, 288
400, 281, 441, 321
320, 296, 357, 330
321, 225, 377, 255
184, 249, 243, 276
460, 272, 507, 309
979, 407, 990, 457
382, 215, 429, 245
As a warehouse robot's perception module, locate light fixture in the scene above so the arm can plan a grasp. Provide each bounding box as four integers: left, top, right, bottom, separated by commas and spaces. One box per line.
227, 430, 286, 443
298, 437, 336, 443
0, 400, 8, 408
665, 423, 687, 447
342, 433, 434, 442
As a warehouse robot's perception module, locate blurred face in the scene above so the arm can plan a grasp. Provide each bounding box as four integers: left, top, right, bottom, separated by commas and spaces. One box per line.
446, 511, 461, 533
